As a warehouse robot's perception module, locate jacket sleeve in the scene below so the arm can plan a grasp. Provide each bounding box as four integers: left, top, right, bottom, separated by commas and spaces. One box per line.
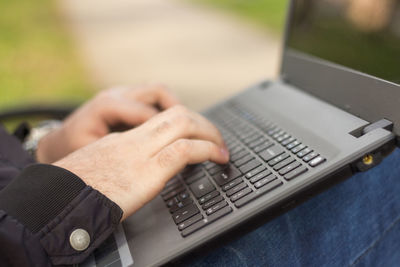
0, 125, 35, 190
0, 164, 123, 266
0, 126, 123, 266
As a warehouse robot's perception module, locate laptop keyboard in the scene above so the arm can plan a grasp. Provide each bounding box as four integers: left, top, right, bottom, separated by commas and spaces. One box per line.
161, 102, 326, 237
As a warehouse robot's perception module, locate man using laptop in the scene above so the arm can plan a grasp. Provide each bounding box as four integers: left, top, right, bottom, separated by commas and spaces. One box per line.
0, 84, 399, 266
2, 0, 400, 265
0, 85, 232, 265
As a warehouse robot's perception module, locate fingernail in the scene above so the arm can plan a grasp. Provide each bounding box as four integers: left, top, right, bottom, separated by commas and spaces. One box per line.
220, 147, 230, 160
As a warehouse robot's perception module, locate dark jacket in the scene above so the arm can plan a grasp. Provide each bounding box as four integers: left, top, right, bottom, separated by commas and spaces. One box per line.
0, 125, 123, 266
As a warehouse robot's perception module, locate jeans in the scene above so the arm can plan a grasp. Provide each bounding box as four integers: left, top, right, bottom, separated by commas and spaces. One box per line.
192, 148, 400, 267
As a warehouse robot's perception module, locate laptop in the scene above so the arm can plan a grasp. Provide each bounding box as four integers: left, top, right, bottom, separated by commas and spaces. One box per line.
81, 0, 400, 266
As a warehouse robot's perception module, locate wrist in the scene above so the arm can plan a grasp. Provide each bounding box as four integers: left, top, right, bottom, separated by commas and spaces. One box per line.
54, 155, 131, 221
23, 120, 62, 162
36, 125, 65, 163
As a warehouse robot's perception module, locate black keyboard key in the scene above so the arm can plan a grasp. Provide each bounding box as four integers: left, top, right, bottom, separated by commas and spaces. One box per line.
178, 214, 203, 231
212, 165, 241, 186
226, 140, 238, 149
245, 165, 266, 179
254, 175, 278, 189
226, 183, 248, 197
249, 170, 272, 184
273, 157, 295, 171
248, 137, 268, 148
234, 154, 254, 167
259, 145, 285, 162
165, 176, 180, 187
229, 145, 244, 155
261, 124, 276, 134
206, 201, 228, 215
279, 161, 301, 175
287, 140, 301, 150
230, 187, 252, 202
253, 141, 274, 153
297, 147, 312, 158
206, 205, 232, 220
204, 161, 217, 170
202, 195, 224, 210
284, 166, 308, 180
303, 151, 319, 162
243, 134, 261, 144
181, 206, 232, 237
162, 183, 183, 196
178, 191, 190, 201
184, 171, 206, 185
282, 137, 295, 146
230, 150, 249, 162
208, 164, 225, 175
162, 187, 185, 201
183, 169, 204, 179
277, 133, 291, 143
190, 178, 215, 198
237, 130, 256, 140
170, 198, 193, 213
291, 144, 306, 154
309, 156, 326, 167
166, 197, 178, 208
235, 179, 283, 208
199, 191, 220, 204
222, 177, 243, 191
267, 127, 280, 136
239, 160, 261, 174
272, 130, 286, 140
268, 153, 289, 166
172, 204, 200, 224
182, 165, 203, 177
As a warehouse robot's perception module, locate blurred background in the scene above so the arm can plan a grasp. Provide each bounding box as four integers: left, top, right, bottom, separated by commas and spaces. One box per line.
0, 0, 288, 116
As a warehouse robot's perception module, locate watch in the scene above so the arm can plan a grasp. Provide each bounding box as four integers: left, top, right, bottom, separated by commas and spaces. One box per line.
23, 120, 62, 158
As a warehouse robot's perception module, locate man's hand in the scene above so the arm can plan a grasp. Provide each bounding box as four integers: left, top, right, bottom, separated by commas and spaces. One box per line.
54, 105, 229, 220
36, 85, 179, 163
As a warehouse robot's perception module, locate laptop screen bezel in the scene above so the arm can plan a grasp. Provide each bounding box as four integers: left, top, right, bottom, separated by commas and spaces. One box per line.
280, 0, 400, 141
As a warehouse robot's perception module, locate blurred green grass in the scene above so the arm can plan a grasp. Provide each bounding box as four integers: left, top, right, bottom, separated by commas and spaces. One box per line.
187, 0, 289, 33
0, 0, 93, 111
0, 0, 287, 115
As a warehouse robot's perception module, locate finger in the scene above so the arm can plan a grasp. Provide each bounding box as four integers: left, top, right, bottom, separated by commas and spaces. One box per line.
151, 139, 229, 183
136, 105, 226, 155
102, 99, 159, 127
130, 85, 180, 109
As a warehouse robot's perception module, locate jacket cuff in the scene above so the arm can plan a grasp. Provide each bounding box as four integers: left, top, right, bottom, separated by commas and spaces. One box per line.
0, 164, 87, 233
39, 186, 123, 265
0, 164, 123, 265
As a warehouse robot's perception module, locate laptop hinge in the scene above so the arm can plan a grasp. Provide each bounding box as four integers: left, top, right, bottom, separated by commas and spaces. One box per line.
350, 119, 394, 138
362, 119, 393, 135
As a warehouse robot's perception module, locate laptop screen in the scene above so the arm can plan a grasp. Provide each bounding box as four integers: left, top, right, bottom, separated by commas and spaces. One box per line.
287, 0, 400, 85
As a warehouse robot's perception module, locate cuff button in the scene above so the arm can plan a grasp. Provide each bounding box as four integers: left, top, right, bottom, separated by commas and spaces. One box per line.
70, 229, 90, 251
